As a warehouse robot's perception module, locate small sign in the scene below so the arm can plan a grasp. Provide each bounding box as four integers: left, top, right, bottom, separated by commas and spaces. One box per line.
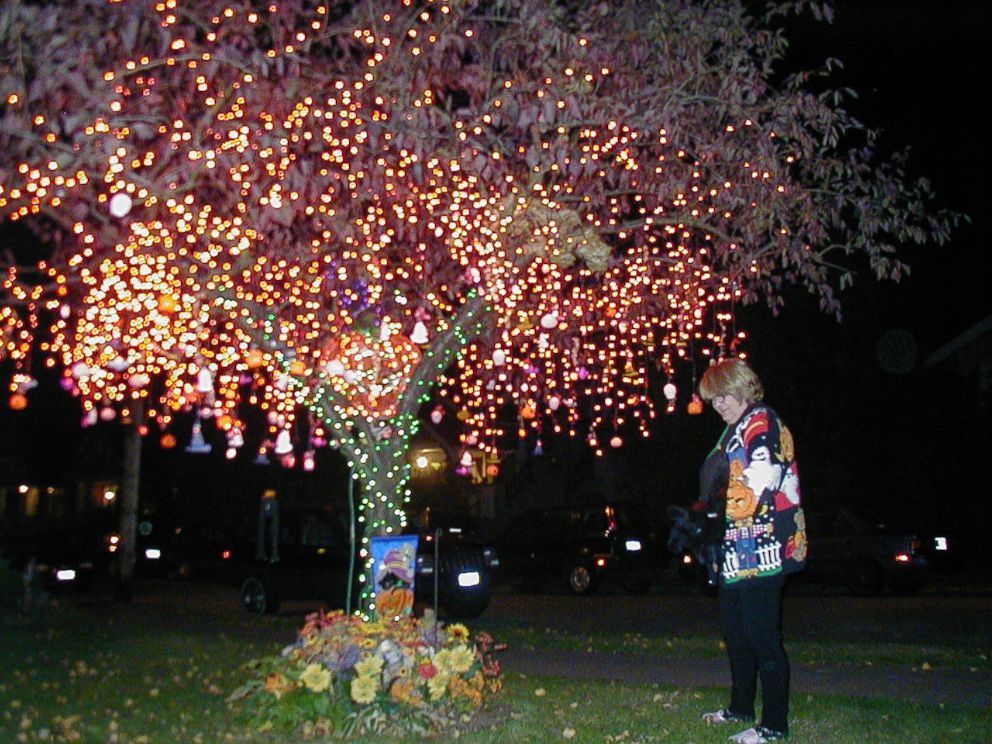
371, 535, 419, 620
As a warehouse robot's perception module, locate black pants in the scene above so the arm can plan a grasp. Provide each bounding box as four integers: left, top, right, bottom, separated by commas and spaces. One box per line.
718, 575, 789, 734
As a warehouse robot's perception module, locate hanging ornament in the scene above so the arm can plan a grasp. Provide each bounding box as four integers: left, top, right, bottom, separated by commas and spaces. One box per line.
302, 450, 316, 472
82, 409, 99, 428
99, 407, 116, 422
410, 321, 429, 345
289, 360, 306, 376
533, 439, 544, 456
324, 359, 346, 377
548, 395, 561, 411
160, 433, 177, 449
128, 373, 150, 389
688, 394, 705, 415
246, 349, 265, 369
610, 435, 623, 449
492, 349, 506, 367
663, 382, 678, 401
254, 446, 270, 465
186, 418, 212, 454
107, 356, 129, 373
225, 447, 237, 460
8, 392, 27, 411
157, 294, 179, 314
459, 450, 473, 468
465, 432, 479, 446
540, 312, 558, 330
429, 406, 444, 425
274, 429, 293, 456
108, 192, 133, 218
227, 427, 244, 448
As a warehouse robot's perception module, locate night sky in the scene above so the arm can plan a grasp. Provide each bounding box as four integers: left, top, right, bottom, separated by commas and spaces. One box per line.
2, 2, 990, 559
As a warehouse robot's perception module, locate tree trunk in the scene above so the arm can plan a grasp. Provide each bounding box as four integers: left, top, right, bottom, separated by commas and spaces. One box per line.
115, 398, 144, 602
351, 430, 414, 615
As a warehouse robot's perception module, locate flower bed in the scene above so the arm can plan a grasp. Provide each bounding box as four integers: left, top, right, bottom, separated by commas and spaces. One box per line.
230, 609, 504, 738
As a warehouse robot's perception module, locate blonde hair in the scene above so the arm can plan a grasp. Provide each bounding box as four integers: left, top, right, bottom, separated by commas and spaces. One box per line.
698, 358, 763, 404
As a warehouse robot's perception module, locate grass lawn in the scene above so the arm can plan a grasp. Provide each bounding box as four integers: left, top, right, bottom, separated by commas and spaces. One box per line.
0, 590, 988, 743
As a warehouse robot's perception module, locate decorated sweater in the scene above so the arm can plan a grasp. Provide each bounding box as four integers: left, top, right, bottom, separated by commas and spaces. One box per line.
720, 403, 807, 586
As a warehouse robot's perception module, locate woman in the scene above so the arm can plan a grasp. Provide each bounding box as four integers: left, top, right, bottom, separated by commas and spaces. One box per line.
697, 358, 807, 744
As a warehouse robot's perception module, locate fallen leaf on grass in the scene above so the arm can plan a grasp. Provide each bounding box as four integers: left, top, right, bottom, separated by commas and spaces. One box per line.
563, 727, 576, 738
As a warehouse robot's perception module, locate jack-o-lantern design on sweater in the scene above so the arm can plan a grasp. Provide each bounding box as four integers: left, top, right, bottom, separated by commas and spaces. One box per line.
726, 460, 758, 521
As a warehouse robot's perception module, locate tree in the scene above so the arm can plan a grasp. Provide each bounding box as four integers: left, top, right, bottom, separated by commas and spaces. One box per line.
0, 0, 954, 611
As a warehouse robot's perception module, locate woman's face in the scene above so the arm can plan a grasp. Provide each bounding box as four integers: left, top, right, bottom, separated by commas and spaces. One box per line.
711, 393, 749, 425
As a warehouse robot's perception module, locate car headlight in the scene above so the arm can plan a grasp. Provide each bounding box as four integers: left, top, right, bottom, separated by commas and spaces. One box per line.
144, 548, 162, 560
625, 539, 642, 552
55, 569, 77, 582
457, 571, 481, 588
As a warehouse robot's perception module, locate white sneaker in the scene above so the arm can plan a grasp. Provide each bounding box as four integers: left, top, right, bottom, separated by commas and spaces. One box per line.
729, 726, 787, 743
703, 708, 750, 725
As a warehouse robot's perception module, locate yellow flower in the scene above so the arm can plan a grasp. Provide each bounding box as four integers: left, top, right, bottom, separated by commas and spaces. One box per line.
449, 675, 483, 707
389, 677, 424, 707
354, 653, 385, 679
434, 648, 452, 673
469, 671, 485, 690
447, 623, 470, 642
448, 644, 475, 674
427, 672, 450, 702
299, 663, 332, 693
350, 675, 379, 705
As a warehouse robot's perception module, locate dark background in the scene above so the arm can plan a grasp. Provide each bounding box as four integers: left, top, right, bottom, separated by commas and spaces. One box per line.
2, 2, 989, 561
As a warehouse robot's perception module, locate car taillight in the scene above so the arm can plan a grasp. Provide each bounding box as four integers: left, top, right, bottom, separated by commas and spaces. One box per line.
894, 553, 911, 563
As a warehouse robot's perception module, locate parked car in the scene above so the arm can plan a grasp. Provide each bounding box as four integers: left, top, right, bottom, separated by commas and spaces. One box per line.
237, 505, 499, 618
802, 507, 952, 596
494, 502, 661, 595
668, 504, 950, 596
1, 522, 107, 598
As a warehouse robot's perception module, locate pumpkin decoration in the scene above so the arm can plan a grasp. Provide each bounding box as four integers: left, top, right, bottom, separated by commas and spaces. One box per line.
687, 394, 705, 415
8, 392, 28, 411
157, 293, 179, 314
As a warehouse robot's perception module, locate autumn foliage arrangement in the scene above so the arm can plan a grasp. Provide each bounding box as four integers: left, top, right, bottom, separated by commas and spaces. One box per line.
229, 610, 505, 738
